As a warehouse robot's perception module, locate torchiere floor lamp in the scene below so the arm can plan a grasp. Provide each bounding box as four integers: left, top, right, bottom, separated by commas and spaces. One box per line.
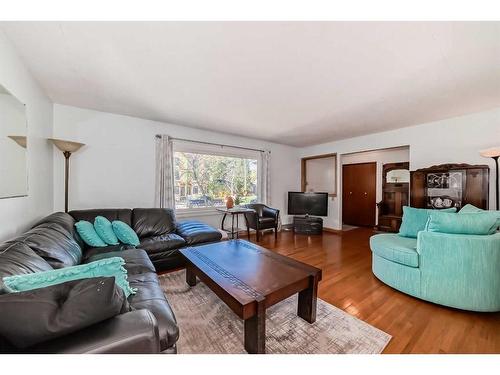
480, 147, 500, 210
49, 138, 85, 212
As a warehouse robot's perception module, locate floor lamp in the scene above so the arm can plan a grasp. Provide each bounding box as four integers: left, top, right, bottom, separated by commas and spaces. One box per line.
49, 138, 85, 213
8, 135, 27, 148
480, 147, 500, 210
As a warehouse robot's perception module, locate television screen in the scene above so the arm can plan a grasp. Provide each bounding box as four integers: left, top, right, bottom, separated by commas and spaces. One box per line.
288, 192, 328, 216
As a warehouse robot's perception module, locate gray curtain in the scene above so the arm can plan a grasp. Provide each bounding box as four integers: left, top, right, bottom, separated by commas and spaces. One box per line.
260, 150, 271, 205
155, 135, 175, 208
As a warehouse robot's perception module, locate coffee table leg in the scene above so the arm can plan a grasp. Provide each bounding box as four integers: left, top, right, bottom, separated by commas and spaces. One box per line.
185, 264, 197, 287
297, 274, 319, 323
244, 300, 266, 354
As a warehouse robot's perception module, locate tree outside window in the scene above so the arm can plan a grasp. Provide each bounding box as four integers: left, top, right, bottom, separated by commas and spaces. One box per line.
174, 151, 258, 209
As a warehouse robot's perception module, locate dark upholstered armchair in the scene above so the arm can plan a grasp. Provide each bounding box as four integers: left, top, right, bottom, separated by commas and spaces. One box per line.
243, 204, 280, 241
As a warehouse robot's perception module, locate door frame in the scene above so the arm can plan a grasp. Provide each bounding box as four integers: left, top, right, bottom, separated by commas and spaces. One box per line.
341, 161, 377, 227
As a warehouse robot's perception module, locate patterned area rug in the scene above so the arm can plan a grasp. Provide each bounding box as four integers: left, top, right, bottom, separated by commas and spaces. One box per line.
159, 270, 391, 354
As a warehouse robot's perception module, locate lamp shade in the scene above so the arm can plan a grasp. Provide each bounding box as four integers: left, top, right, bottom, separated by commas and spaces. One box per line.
8, 135, 27, 148
48, 138, 85, 153
480, 147, 500, 158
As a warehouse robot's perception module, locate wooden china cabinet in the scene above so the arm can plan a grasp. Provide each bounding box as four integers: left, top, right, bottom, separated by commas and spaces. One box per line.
377, 162, 490, 232
410, 163, 489, 210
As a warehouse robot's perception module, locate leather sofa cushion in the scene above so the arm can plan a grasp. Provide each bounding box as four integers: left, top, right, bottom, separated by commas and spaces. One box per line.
149, 250, 186, 272
69, 209, 133, 227
10, 222, 82, 269
257, 217, 276, 229
148, 247, 183, 263
82, 244, 136, 262
132, 208, 177, 238
258, 217, 275, 224
0, 242, 53, 293
370, 233, 419, 268
32, 212, 77, 238
176, 220, 222, 245
85, 249, 156, 275
0, 277, 129, 349
27, 309, 160, 354
139, 234, 186, 255
128, 272, 179, 350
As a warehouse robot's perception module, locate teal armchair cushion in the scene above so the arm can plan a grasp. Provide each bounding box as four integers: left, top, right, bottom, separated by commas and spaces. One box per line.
112, 221, 140, 246
399, 206, 457, 238
428, 210, 500, 235
2, 257, 136, 298
370, 234, 419, 267
94, 216, 119, 245
75, 220, 107, 247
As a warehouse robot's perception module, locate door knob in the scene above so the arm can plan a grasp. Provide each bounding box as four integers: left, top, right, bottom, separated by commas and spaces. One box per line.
349, 191, 353, 195
364, 192, 367, 195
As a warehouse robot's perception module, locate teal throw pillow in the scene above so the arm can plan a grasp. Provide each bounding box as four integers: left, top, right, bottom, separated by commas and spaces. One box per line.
428, 210, 500, 235
75, 220, 107, 247
459, 204, 499, 232
112, 220, 140, 246
399, 206, 457, 238
2, 257, 136, 298
94, 216, 119, 245
459, 204, 484, 214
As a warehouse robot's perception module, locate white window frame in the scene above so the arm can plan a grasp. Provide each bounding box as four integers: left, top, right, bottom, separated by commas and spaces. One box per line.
173, 140, 261, 217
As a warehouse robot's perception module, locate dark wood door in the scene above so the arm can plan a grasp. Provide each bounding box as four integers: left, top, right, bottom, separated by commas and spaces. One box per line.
342, 162, 377, 227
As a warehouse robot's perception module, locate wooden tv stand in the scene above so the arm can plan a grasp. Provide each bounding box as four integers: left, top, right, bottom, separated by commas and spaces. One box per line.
292, 216, 323, 234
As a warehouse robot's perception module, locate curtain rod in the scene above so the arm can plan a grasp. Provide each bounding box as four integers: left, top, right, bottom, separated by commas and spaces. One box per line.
156, 135, 267, 153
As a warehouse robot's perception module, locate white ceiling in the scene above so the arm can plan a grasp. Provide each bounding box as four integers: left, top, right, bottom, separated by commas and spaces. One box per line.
1, 22, 499, 147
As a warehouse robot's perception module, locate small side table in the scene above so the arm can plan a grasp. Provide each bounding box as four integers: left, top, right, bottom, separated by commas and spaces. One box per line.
216, 207, 254, 239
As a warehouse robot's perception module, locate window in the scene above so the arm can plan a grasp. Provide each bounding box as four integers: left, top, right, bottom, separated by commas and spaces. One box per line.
174, 151, 258, 210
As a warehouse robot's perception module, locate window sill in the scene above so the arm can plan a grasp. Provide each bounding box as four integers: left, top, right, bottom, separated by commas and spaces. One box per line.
175, 208, 223, 218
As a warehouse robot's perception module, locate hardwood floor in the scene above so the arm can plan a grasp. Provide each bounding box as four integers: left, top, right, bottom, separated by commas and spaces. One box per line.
245, 228, 500, 354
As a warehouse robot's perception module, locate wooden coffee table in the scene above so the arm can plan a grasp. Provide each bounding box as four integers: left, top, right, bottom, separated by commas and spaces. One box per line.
179, 239, 322, 354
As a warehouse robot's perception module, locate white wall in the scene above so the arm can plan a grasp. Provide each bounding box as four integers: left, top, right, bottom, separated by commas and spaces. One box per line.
301, 107, 500, 230
0, 31, 54, 242
342, 147, 410, 225
0, 92, 28, 197
52, 104, 300, 228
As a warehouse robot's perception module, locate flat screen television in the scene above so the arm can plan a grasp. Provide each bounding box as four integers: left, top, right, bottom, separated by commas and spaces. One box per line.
288, 192, 328, 216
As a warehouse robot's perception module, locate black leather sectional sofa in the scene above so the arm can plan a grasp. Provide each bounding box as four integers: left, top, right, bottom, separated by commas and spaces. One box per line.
69, 208, 222, 271
0, 208, 222, 353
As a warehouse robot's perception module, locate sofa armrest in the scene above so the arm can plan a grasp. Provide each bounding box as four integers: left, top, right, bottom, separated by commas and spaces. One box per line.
176, 220, 222, 245
262, 206, 279, 220
28, 310, 161, 354
243, 210, 259, 228
417, 231, 500, 311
